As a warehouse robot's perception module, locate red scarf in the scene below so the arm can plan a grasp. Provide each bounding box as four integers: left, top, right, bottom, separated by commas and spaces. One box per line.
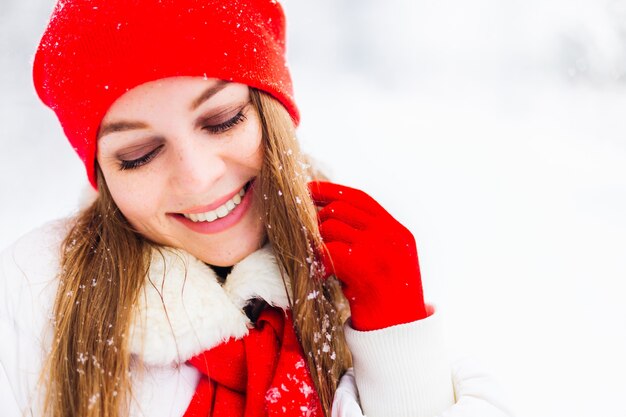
184, 307, 323, 417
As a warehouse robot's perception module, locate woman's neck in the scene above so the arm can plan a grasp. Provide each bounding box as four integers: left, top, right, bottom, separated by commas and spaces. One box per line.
208, 264, 233, 283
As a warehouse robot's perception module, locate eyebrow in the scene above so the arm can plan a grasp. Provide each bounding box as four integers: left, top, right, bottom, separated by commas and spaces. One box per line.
98, 121, 149, 139
98, 80, 230, 139
190, 80, 229, 111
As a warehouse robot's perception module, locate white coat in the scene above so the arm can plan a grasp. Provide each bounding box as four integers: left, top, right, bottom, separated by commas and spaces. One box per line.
0, 219, 514, 417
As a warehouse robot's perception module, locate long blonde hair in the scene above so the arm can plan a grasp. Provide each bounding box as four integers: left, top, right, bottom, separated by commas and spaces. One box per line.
42, 89, 351, 417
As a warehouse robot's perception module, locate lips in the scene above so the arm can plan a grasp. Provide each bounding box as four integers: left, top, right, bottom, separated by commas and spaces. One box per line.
181, 183, 248, 223
170, 179, 256, 234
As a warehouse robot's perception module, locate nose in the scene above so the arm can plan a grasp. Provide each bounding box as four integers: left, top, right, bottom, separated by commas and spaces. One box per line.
168, 139, 227, 196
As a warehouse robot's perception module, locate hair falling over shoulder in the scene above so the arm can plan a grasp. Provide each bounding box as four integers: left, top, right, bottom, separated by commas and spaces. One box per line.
42, 89, 351, 417
250, 89, 352, 415
42, 171, 152, 417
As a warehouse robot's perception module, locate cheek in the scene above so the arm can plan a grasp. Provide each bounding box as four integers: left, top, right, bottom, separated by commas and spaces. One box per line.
105, 175, 164, 231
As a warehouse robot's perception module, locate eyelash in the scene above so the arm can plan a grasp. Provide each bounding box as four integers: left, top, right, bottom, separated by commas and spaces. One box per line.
119, 144, 164, 171
202, 110, 247, 134
118, 109, 247, 171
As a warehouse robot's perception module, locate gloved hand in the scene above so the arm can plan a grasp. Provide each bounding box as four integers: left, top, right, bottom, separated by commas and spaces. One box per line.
308, 181, 428, 331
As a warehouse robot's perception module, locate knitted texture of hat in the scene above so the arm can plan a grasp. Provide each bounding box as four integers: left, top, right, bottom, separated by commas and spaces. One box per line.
33, 0, 298, 188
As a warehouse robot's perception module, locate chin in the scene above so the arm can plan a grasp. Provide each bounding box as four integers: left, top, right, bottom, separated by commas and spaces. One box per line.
199, 245, 258, 267
196, 229, 267, 267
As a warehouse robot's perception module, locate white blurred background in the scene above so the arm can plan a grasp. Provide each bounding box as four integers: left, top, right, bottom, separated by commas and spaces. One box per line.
2, 1, 626, 416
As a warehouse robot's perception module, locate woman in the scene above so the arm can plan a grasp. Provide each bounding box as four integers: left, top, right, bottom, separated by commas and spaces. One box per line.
0, 1, 512, 416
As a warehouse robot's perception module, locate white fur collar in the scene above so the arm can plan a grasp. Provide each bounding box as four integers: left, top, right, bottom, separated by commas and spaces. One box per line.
129, 245, 291, 367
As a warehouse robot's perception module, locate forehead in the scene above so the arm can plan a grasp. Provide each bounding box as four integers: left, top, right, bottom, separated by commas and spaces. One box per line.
101, 77, 249, 122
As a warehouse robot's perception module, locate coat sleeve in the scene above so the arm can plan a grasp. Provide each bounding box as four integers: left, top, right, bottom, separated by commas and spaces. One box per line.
332, 305, 514, 417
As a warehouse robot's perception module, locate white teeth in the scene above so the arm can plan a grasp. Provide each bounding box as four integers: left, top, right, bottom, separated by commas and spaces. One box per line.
216, 206, 229, 218
182, 183, 248, 223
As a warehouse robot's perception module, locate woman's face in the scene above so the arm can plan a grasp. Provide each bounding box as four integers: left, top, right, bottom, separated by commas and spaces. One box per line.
97, 77, 265, 266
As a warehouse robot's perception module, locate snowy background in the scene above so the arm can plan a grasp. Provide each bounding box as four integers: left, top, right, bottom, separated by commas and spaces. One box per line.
2, 0, 626, 416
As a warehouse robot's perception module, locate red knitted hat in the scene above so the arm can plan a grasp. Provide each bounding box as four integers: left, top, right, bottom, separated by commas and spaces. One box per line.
33, 0, 299, 188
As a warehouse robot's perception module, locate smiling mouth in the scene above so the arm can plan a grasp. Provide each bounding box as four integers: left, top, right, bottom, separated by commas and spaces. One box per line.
179, 180, 253, 223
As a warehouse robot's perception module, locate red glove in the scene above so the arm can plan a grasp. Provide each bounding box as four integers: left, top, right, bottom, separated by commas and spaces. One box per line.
308, 181, 428, 331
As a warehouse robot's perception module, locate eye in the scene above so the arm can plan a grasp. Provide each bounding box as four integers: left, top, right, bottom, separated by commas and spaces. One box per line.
202, 110, 247, 134
119, 144, 164, 171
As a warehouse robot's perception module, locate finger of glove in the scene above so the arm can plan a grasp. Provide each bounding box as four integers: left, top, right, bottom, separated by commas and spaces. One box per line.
308, 181, 385, 217
317, 200, 371, 230
322, 241, 357, 286
319, 218, 359, 244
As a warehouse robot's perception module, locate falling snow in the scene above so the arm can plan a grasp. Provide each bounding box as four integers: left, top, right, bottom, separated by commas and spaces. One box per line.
88, 393, 100, 409
3, 4, 626, 417
265, 387, 281, 403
